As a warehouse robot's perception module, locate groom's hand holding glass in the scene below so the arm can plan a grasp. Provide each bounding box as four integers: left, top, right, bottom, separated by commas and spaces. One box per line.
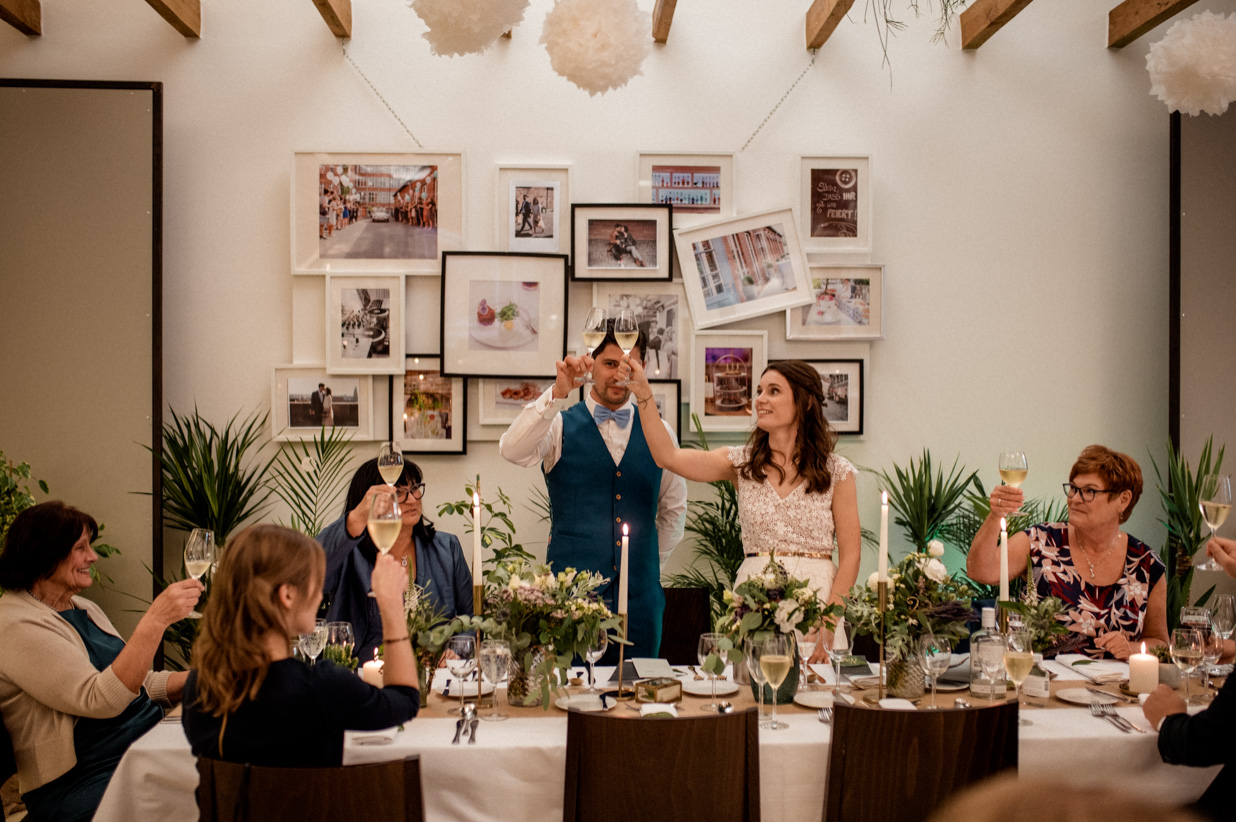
552, 352, 595, 400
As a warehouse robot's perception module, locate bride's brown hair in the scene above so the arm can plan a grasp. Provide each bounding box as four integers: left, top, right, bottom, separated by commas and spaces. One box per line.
190, 524, 325, 718
738, 360, 838, 494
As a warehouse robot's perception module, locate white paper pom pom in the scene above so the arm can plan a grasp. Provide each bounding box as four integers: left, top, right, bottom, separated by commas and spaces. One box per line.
540, 0, 653, 96
1146, 10, 1236, 117
410, 0, 530, 58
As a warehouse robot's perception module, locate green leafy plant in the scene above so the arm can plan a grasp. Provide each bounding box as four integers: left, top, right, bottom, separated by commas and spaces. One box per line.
869, 449, 978, 554
437, 478, 536, 568
321, 644, 359, 671
999, 556, 1072, 655
268, 426, 355, 537
1151, 436, 1225, 632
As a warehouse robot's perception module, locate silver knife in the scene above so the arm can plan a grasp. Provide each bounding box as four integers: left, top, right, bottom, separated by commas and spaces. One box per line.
1086, 686, 1137, 704
451, 718, 466, 744
467, 718, 479, 744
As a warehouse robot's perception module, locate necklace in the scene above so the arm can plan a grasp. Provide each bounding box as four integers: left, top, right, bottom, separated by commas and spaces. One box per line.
1073, 529, 1122, 580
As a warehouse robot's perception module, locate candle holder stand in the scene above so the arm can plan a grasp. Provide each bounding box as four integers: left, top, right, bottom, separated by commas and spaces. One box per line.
612, 613, 635, 701
864, 580, 890, 705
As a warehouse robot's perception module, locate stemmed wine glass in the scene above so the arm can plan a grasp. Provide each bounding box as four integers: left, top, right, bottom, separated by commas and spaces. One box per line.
697, 632, 726, 713
1201, 626, 1223, 703
576, 308, 608, 385
479, 639, 511, 722
797, 633, 818, 692
999, 451, 1028, 515
584, 631, 609, 692
183, 528, 215, 619
377, 442, 404, 487
744, 638, 770, 728
918, 634, 952, 709
326, 621, 355, 664
976, 633, 1007, 702
1211, 595, 1236, 642
612, 309, 638, 386
1003, 629, 1034, 726
444, 634, 477, 715
758, 635, 792, 731
830, 619, 854, 695
298, 618, 327, 666
366, 492, 401, 598
1171, 628, 1204, 705
1194, 474, 1232, 572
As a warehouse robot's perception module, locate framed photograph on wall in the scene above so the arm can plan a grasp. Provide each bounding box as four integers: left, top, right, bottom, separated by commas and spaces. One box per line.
570, 203, 673, 282
326, 275, 405, 375
786, 264, 884, 341
690, 330, 767, 433
637, 152, 734, 229
799, 156, 871, 253
496, 164, 570, 254
591, 281, 690, 381
390, 356, 466, 454
478, 377, 562, 425
292, 150, 464, 275
648, 379, 681, 439
440, 252, 568, 379
802, 359, 864, 435
271, 366, 374, 442
675, 208, 813, 330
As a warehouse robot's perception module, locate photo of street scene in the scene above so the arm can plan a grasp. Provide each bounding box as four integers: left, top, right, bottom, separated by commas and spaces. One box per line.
691, 223, 797, 311
820, 370, 850, 423
319, 164, 438, 260
511, 183, 558, 243
602, 292, 679, 378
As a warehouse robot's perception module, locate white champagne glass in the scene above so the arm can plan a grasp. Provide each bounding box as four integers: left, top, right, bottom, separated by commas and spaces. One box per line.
1172, 628, 1204, 705
366, 492, 402, 598
999, 451, 1028, 515
584, 631, 609, 693
830, 619, 854, 694
758, 635, 792, 731
479, 639, 511, 721
183, 528, 215, 619
744, 638, 770, 729
298, 619, 327, 666
576, 307, 607, 385
444, 634, 477, 715
1003, 629, 1034, 726
697, 632, 725, 713
612, 309, 638, 386
377, 442, 404, 487
797, 634, 817, 692
1195, 474, 1232, 572
918, 634, 952, 709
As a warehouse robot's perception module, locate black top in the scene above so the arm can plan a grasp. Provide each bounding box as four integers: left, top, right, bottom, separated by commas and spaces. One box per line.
1158, 669, 1236, 821
182, 659, 419, 768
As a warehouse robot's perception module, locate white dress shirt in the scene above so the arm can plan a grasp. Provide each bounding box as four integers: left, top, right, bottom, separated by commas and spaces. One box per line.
499, 386, 688, 568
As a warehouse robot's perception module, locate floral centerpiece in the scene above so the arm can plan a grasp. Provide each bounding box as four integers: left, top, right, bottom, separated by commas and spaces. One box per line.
403, 583, 465, 707
708, 555, 841, 704
845, 542, 973, 698
459, 557, 620, 709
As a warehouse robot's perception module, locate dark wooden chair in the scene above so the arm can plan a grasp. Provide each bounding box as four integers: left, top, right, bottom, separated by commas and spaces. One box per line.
563, 707, 760, 822
0, 721, 15, 821
196, 755, 424, 822
825, 701, 1018, 822
660, 586, 712, 665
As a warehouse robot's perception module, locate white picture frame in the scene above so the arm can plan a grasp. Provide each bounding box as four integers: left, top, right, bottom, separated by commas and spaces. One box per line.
570, 203, 674, 282
271, 365, 374, 442
799, 155, 872, 254
690, 330, 767, 433
495, 164, 570, 254
637, 152, 734, 229
802, 359, 864, 435
478, 377, 564, 425
786, 264, 885, 341
325, 274, 406, 375
391, 356, 467, 454
590, 280, 691, 381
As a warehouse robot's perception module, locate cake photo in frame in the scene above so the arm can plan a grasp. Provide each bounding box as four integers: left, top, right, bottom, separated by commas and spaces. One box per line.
786, 264, 884, 341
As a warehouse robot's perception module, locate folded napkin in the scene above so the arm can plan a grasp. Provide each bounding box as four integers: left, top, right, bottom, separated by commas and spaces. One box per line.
348, 726, 399, 746
1056, 654, 1127, 684
938, 669, 971, 686
878, 698, 918, 711
839, 656, 872, 675
639, 703, 678, 718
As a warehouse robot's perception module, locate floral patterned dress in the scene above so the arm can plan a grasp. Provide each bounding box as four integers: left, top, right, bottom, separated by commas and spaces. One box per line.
1026, 523, 1165, 659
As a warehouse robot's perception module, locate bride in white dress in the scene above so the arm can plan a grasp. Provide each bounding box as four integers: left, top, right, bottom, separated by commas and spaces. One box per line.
623, 358, 861, 663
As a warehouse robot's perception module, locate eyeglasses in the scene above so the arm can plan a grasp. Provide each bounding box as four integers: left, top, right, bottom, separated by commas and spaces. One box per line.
395, 483, 426, 502
1062, 483, 1119, 502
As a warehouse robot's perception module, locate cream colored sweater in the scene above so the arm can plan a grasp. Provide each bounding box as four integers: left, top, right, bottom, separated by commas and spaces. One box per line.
0, 590, 171, 792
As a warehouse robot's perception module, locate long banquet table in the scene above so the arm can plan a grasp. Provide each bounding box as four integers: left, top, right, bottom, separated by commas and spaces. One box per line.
94, 663, 1219, 822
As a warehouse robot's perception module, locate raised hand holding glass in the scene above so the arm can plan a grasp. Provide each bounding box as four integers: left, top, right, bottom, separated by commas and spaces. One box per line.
183, 528, 215, 619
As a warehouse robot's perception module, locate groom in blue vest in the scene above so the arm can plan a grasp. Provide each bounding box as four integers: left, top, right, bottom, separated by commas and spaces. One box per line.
499, 325, 687, 660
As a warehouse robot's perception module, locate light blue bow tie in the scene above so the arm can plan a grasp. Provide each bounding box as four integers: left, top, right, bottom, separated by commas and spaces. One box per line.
592, 405, 632, 429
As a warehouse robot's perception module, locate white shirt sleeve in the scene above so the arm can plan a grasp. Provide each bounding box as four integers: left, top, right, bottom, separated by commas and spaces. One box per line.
655, 419, 688, 569
497, 386, 569, 471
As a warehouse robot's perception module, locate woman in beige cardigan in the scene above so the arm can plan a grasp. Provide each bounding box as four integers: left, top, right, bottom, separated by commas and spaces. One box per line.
0, 501, 202, 822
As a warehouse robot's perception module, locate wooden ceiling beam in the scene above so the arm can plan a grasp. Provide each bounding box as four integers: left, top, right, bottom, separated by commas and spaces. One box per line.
652, 0, 677, 44
0, 0, 41, 35
960, 0, 1035, 49
312, 0, 351, 39
805, 0, 855, 49
145, 0, 200, 38
1108, 0, 1200, 48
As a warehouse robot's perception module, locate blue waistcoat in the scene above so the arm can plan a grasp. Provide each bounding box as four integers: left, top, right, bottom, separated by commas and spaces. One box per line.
544, 402, 664, 658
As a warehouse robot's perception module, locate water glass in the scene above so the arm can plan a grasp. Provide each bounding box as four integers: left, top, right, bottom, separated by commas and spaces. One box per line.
830, 619, 854, 694
479, 639, 511, 721
918, 634, 952, 709
325, 621, 355, 660
444, 634, 477, 714
1211, 595, 1235, 640
744, 638, 771, 728
697, 632, 726, 713
1200, 627, 1223, 702
584, 632, 609, 692
797, 635, 817, 692
298, 619, 327, 665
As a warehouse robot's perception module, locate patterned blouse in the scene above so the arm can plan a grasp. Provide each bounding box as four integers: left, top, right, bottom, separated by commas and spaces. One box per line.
727, 447, 855, 558
1026, 523, 1165, 659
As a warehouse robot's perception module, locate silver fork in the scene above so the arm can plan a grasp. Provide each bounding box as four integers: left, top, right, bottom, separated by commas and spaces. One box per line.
1089, 702, 1130, 733
817, 708, 833, 724
1099, 702, 1147, 733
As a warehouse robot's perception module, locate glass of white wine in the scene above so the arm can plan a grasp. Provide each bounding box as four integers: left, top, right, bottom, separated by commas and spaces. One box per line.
377, 442, 404, 487
1194, 474, 1231, 572
577, 307, 607, 385
612, 309, 638, 386
999, 451, 1028, 515
366, 492, 402, 598
758, 635, 792, 731
1003, 628, 1034, 726
183, 528, 215, 619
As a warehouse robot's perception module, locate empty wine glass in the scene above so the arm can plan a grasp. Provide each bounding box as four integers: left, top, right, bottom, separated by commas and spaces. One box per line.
577, 308, 607, 385
1172, 628, 1204, 705
744, 638, 770, 728
298, 619, 327, 666
976, 633, 1007, 702
584, 631, 609, 692
326, 621, 355, 663
183, 529, 215, 619
918, 634, 952, 709
1201, 626, 1223, 703
1003, 629, 1034, 726
366, 492, 401, 598
444, 634, 477, 715
830, 619, 854, 694
1212, 595, 1236, 640
797, 633, 818, 692
697, 632, 726, 713
479, 639, 511, 721
1195, 474, 1232, 572
758, 635, 792, 731
612, 309, 638, 386
377, 442, 404, 487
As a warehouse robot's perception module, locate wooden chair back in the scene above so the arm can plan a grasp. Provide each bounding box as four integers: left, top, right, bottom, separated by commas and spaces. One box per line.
0, 720, 14, 822
196, 754, 424, 822
825, 701, 1018, 822
563, 707, 760, 822
660, 586, 712, 665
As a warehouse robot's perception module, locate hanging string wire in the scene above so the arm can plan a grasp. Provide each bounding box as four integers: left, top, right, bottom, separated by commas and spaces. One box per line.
739, 50, 818, 152
342, 44, 424, 149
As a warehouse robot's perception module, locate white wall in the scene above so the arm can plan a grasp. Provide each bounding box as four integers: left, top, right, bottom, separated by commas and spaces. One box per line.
6, 0, 1231, 626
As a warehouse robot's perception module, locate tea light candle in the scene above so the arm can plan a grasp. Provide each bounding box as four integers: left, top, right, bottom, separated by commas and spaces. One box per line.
1129, 642, 1158, 694
878, 492, 889, 582
618, 524, 629, 614
361, 649, 384, 688
998, 517, 1010, 602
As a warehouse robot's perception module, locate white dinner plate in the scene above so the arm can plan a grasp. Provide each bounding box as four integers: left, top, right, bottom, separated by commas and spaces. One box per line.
681, 679, 739, 697
554, 694, 616, 712
469, 314, 537, 349
1055, 688, 1118, 706
792, 690, 834, 709
434, 679, 495, 698
933, 679, 970, 693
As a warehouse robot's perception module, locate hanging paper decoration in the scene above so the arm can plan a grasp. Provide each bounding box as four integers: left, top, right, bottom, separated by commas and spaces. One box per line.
1146, 10, 1236, 117
409, 0, 530, 57
540, 0, 652, 96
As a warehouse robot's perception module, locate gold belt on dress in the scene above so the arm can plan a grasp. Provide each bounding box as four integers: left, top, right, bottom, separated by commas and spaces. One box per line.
746, 550, 833, 560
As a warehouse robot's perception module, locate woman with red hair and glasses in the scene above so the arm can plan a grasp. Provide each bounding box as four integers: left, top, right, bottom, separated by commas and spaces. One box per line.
968, 444, 1168, 659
